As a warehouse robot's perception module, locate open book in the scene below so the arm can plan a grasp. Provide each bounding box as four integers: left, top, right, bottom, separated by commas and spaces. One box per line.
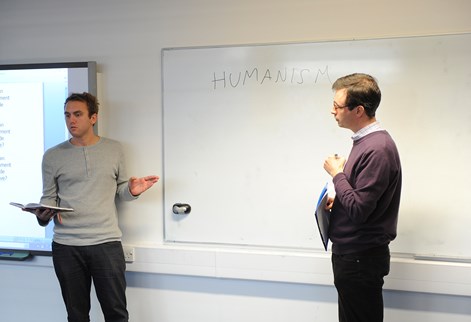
9, 202, 74, 212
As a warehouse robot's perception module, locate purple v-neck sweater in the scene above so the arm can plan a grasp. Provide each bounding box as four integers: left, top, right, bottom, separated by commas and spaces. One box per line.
330, 131, 402, 255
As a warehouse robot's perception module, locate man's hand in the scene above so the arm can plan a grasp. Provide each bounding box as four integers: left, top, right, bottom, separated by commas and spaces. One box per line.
129, 175, 160, 196
325, 196, 335, 210
323, 154, 346, 178
23, 208, 58, 226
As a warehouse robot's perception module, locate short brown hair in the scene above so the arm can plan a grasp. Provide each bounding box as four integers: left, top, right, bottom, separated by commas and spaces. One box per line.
332, 73, 381, 117
64, 92, 99, 117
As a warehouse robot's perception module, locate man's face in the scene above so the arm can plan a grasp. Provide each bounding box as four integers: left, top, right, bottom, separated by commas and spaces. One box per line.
331, 88, 356, 131
64, 100, 96, 138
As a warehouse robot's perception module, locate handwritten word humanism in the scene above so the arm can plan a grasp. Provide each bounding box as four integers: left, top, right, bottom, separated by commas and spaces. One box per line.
212, 65, 331, 90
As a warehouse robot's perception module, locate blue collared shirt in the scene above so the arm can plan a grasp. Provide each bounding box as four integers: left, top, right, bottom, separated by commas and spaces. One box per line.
351, 121, 384, 141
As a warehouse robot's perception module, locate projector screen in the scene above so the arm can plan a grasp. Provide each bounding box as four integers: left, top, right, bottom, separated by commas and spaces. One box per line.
0, 62, 97, 255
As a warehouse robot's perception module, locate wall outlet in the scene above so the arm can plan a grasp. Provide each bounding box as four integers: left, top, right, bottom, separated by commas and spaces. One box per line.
123, 246, 135, 263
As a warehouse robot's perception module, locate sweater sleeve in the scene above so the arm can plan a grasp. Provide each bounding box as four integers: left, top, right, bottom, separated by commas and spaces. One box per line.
40, 151, 59, 207
37, 150, 58, 226
333, 147, 394, 224
115, 143, 138, 202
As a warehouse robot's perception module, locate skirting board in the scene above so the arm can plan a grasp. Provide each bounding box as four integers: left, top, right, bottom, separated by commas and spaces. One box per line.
1, 244, 470, 297
126, 244, 471, 297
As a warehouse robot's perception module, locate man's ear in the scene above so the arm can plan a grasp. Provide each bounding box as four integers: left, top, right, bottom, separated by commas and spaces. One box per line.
90, 113, 98, 125
356, 105, 365, 117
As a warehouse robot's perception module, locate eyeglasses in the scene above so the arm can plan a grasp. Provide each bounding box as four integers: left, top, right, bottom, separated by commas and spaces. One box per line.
333, 101, 349, 110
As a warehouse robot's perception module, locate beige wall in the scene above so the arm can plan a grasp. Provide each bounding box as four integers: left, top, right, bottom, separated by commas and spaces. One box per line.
1, 1, 470, 321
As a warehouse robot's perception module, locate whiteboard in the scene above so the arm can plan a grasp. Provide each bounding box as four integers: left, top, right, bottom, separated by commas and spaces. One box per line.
162, 33, 471, 259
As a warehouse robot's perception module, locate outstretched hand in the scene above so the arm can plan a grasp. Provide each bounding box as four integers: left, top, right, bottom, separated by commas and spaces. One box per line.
128, 175, 160, 196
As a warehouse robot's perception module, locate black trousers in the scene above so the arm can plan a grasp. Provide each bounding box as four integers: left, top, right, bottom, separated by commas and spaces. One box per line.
332, 245, 390, 322
52, 241, 129, 322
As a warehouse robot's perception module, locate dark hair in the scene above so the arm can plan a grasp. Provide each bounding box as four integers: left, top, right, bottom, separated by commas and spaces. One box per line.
64, 92, 99, 117
332, 73, 381, 117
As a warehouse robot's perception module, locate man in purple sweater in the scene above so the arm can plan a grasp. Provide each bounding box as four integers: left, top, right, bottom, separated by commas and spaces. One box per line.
323, 73, 402, 322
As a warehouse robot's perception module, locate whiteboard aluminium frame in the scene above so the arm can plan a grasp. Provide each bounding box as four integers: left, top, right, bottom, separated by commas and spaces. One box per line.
157, 32, 471, 296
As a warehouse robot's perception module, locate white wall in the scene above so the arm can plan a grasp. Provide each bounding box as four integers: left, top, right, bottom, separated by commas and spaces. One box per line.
1, 0, 471, 321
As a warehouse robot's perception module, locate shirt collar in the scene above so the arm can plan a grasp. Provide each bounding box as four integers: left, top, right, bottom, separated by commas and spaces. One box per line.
351, 121, 383, 141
